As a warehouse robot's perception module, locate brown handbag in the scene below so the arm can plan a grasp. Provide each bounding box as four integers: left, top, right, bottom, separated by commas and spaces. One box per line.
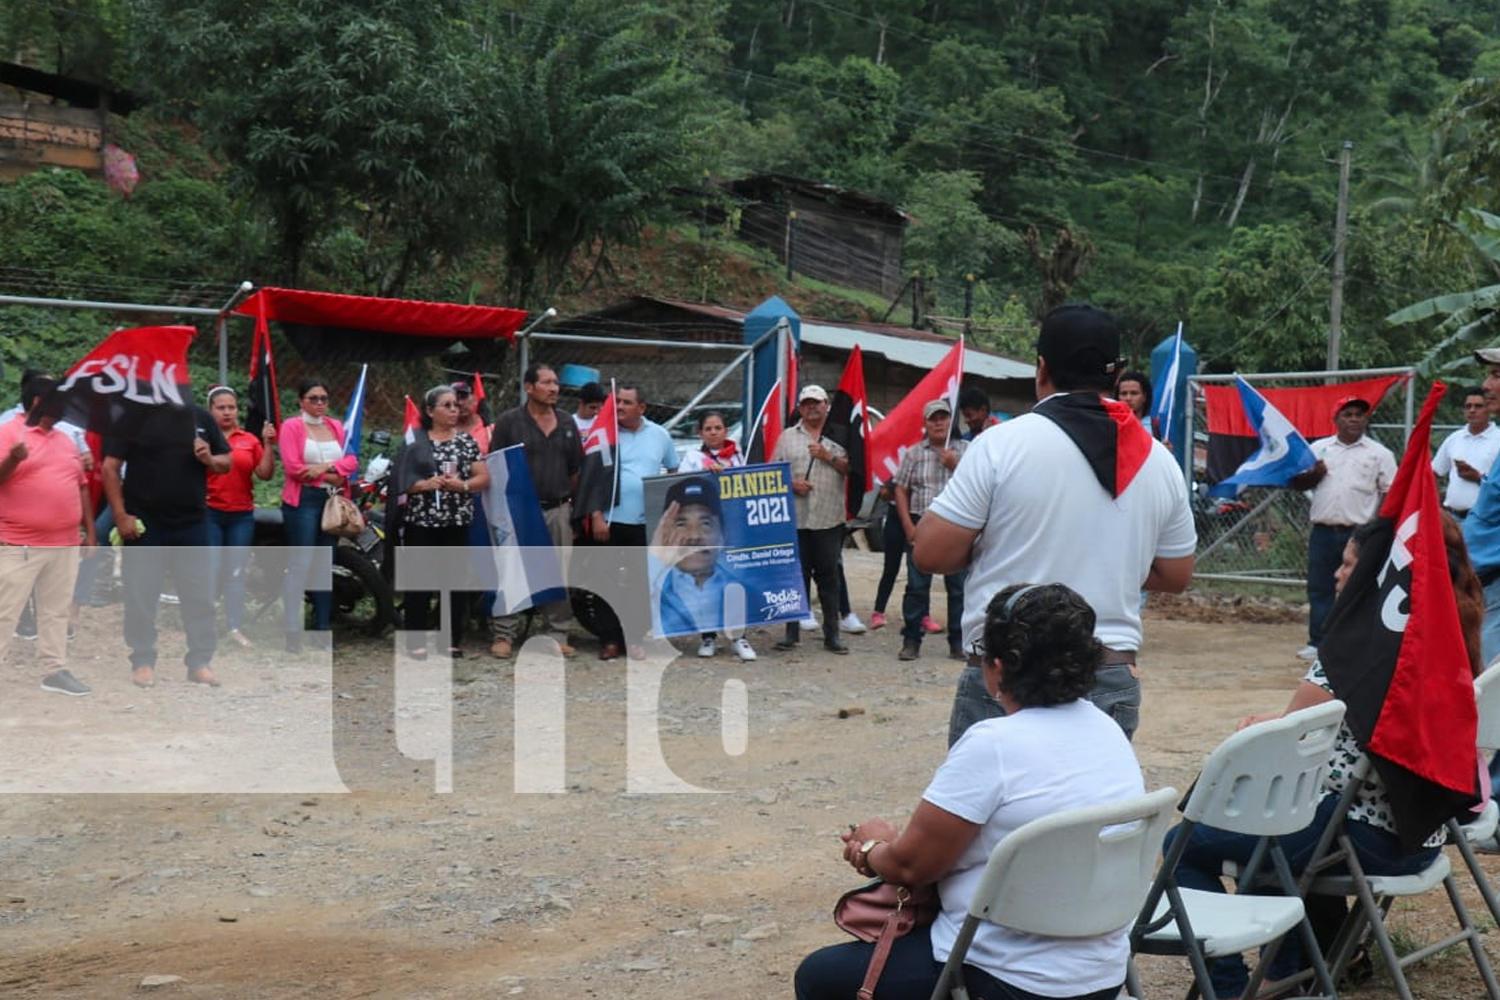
834, 878, 940, 1000
320, 487, 366, 538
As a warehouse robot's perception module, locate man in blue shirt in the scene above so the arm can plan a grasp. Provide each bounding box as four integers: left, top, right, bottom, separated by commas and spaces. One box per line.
582, 382, 677, 659
1464, 349, 1500, 666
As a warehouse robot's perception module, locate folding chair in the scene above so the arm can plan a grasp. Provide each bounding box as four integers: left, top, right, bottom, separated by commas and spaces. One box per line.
1129, 700, 1347, 1000
929, 785, 1179, 1000
1301, 664, 1500, 1000
1450, 660, 1500, 931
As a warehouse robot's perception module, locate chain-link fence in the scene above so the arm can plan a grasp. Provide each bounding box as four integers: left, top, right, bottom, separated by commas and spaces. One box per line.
1187, 368, 1415, 585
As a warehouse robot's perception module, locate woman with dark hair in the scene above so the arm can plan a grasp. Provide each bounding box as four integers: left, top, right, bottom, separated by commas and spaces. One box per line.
205, 386, 275, 647
1166, 513, 1485, 998
390, 384, 489, 659
278, 377, 360, 653
1116, 370, 1153, 432
795, 583, 1144, 1000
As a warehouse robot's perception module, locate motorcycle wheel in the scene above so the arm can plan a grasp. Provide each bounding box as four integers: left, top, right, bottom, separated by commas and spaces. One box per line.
333, 544, 397, 636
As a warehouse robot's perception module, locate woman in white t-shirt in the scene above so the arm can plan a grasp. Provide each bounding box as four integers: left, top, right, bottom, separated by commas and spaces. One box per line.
795, 583, 1144, 1000
674, 412, 756, 662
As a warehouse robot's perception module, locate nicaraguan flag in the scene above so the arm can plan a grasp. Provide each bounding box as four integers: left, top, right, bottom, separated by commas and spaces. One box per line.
342, 364, 368, 458
1150, 321, 1183, 443
1208, 376, 1316, 497
483, 445, 567, 616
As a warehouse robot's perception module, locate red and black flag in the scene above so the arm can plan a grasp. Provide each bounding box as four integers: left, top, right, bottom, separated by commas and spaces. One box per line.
55, 324, 196, 446
1032, 392, 1154, 499
828, 345, 870, 518
1319, 381, 1480, 852
576, 382, 620, 534
1202, 375, 1404, 486
245, 306, 281, 436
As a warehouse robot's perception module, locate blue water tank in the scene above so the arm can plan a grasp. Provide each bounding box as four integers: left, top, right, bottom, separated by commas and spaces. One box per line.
558, 363, 599, 390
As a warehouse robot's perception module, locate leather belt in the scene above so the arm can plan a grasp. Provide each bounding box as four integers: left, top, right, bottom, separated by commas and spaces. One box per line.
1313, 522, 1355, 531
538, 498, 571, 510
968, 648, 1137, 667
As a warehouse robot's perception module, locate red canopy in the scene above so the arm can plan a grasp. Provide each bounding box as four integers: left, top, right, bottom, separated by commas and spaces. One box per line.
234, 287, 527, 340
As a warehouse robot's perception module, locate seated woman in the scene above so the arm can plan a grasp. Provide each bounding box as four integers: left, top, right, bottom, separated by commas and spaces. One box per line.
1167, 513, 1485, 998
795, 582, 1144, 1000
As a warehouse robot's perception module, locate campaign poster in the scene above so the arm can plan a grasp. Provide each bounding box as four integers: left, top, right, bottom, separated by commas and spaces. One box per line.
643, 462, 807, 637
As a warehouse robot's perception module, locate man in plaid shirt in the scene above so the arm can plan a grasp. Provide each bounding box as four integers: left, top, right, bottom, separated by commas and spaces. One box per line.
894, 399, 967, 662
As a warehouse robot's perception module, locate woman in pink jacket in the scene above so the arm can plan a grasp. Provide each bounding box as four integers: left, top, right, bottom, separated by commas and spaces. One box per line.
278, 377, 360, 653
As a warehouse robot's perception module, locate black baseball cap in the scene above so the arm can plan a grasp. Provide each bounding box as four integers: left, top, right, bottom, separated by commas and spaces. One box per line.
1035, 303, 1125, 379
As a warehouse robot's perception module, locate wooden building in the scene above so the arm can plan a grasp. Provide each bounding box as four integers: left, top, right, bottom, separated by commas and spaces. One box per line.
0, 62, 137, 181
722, 175, 908, 299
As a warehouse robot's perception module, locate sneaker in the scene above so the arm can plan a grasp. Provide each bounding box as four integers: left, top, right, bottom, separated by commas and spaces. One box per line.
159, 591, 180, 605
697, 636, 718, 658
40, 669, 90, 696
898, 643, 920, 661
14, 619, 37, 641
869, 611, 887, 630
800, 613, 820, 630
1296, 644, 1319, 661
840, 612, 867, 634
66, 624, 77, 642
731, 637, 757, 662
921, 615, 943, 634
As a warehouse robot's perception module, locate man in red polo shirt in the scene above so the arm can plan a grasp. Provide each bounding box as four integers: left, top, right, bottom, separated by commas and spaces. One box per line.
0, 374, 96, 695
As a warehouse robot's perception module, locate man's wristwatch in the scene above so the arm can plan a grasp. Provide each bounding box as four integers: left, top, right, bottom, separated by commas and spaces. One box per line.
857, 838, 884, 874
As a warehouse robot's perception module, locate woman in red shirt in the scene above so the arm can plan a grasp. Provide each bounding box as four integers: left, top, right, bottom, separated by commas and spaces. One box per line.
206, 386, 275, 647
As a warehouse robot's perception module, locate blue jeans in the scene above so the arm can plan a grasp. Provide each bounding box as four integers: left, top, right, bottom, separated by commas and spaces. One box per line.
1164, 793, 1440, 997
948, 661, 1140, 747
1307, 524, 1353, 646
282, 487, 336, 634
207, 508, 255, 632
873, 506, 908, 613
795, 924, 1121, 1000
900, 534, 966, 651
120, 517, 217, 670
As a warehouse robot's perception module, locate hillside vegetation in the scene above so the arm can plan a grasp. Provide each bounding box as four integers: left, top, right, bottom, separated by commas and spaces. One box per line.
4, 0, 1500, 377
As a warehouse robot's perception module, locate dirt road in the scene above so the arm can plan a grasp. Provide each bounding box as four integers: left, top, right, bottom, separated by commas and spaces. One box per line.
0, 551, 1492, 998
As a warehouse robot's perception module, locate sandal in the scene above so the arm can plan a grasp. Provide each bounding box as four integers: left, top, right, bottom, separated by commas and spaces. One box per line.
408, 648, 428, 661
447, 647, 465, 659
228, 629, 254, 649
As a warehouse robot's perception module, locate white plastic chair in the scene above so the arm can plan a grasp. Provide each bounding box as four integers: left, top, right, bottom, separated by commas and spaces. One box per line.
1129, 700, 1347, 1000
1300, 662, 1500, 1000
929, 785, 1179, 1000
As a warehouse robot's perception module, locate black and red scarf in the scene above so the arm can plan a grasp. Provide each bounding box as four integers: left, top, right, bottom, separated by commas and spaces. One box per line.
1033, 392, 1154, 498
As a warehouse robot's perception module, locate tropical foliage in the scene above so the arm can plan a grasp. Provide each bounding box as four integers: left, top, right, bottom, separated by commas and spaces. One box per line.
2, 0, 1500, 375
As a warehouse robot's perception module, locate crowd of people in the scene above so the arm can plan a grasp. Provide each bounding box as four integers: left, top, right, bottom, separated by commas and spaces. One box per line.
4, 302, 1495, 1000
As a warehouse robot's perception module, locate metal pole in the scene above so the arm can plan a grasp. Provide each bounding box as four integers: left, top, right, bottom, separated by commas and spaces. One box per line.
784, 212, 797, 282
1327, 140, 1353, 375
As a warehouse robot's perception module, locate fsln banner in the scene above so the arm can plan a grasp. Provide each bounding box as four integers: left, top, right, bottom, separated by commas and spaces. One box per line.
644, 462, 806, 637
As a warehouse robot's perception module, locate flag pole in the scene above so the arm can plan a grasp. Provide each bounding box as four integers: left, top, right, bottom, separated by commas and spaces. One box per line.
606, 377, 619, 525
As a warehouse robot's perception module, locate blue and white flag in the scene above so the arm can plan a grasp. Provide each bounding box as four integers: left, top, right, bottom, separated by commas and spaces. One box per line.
1150, 321, 1183, 443
483, 445, 567, 615
342, 363, 368, 458
1208, 376, 1317, 497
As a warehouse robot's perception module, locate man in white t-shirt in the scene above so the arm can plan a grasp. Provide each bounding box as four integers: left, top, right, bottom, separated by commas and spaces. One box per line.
912, 303, 1196, 744
1432, 386, 1500, 521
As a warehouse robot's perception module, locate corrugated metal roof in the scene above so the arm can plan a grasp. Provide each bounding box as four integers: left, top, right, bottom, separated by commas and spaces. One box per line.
799, 321, 1033, 380
630, 297, 1034, 381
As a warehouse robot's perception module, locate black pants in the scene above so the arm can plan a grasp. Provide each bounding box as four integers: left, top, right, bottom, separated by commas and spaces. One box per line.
591, 521, 647, 647
402, 522, 471, 652
795, 525, 844, 643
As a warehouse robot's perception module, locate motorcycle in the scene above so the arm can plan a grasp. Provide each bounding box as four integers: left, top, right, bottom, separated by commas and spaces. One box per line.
245, 430, 399, 636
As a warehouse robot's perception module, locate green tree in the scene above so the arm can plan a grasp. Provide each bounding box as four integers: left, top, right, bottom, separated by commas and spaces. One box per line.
477, 0, 728, 307
130, 0, 491, 294
901, 170, 1019, 287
